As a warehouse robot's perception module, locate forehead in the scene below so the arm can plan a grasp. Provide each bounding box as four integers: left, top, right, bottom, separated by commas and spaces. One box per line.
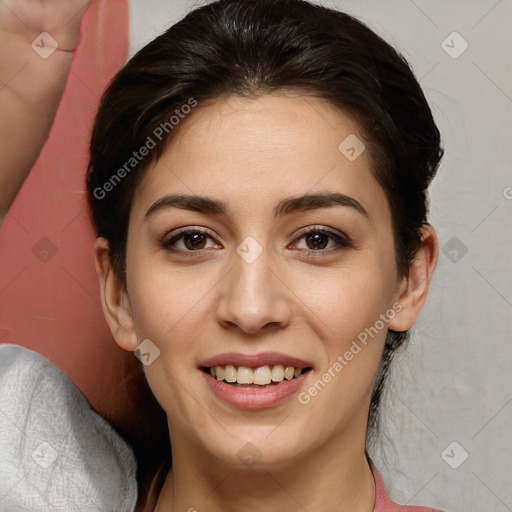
131, 93, 389, 223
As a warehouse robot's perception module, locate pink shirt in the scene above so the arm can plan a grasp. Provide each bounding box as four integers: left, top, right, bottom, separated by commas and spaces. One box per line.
373, 466, 443, 512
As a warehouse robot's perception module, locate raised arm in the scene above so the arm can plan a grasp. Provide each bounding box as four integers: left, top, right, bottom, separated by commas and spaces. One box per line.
0, 0, 90, 227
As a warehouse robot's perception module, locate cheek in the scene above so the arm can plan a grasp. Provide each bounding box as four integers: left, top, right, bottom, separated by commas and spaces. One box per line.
292, 254, 397, 425
294, 289, 389, 438
126, 262, 214, 422
294, 257, 396, 345
127, 258, 216, 344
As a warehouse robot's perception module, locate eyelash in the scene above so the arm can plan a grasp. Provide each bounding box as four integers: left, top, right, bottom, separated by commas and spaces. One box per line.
161, 226, 354, 257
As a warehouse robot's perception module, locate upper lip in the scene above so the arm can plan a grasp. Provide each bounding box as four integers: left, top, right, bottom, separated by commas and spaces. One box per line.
199, 352, 313, 369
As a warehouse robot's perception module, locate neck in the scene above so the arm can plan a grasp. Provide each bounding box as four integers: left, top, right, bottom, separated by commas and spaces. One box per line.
154, 424, 375, 512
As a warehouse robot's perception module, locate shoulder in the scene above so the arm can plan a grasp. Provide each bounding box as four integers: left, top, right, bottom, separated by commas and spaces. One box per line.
0, 344, 138, 512
372, 464, 444, 512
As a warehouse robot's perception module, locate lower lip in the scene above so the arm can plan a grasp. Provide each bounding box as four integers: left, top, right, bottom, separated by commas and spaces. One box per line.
201, 370, 310, 409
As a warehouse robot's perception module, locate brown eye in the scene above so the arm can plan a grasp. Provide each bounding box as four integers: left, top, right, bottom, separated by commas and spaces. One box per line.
162, 229, 220, 253
183, 232, 207, 250
305, 232, 329, 250
292, 227, 353, 254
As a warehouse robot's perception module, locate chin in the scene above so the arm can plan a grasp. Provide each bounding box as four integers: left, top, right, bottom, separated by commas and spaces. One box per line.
198, 427, 310, 470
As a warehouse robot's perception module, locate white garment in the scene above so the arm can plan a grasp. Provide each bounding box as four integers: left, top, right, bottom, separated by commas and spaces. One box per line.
0, 344, 137, 512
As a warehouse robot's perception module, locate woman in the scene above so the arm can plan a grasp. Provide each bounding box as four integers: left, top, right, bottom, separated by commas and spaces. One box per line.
86, 0, 444, 510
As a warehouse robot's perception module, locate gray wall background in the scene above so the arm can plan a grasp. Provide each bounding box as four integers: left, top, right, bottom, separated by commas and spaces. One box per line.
127, 1, 512, 511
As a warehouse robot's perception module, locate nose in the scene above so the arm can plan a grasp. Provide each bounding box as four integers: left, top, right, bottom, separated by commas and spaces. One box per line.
215, 248, 292, 336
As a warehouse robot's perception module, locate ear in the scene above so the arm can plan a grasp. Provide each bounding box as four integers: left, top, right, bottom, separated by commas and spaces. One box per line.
92, 237, 139, 352
387, 225, 439, 332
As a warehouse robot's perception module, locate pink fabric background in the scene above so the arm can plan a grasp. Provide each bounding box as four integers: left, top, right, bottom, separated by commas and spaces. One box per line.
0, 0, 137, 428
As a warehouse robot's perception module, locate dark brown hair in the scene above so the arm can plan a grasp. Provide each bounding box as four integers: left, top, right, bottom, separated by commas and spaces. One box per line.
85, 0, 443, 496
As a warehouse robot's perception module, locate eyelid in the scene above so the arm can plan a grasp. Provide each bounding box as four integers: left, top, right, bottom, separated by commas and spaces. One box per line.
292, 224, 350, 241
161, 226, 221, 249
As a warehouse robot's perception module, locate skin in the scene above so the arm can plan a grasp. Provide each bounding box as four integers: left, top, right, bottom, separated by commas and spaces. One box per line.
93, 92, 438, 512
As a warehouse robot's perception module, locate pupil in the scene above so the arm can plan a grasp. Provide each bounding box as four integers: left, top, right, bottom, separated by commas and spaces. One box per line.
307, 232, 328, 250
185, 233, 206, 250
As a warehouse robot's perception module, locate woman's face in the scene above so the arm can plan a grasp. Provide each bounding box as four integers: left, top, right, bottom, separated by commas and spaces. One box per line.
119, 93, 407, 468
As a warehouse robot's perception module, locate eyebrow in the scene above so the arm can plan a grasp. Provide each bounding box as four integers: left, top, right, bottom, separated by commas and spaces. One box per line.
144, 192, 369, 221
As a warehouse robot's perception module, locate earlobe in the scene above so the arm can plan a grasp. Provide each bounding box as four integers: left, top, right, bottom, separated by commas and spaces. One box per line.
92, 237, 139, 352
387, 225, 439, 332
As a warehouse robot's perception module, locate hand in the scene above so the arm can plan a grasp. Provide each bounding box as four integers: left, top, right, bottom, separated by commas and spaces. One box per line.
0, 0, 91, 50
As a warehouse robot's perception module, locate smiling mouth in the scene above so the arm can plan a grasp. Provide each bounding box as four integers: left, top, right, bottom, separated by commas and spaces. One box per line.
202, 364, 313, 388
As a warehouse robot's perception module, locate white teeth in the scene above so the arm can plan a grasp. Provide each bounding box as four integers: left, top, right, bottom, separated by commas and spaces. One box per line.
237, 366, 253, 384
253, 366, 271, 385
271, 365, 284, 382
224, 364, 237, 383
284, 366, 295, 380
209, 364, 307, 385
